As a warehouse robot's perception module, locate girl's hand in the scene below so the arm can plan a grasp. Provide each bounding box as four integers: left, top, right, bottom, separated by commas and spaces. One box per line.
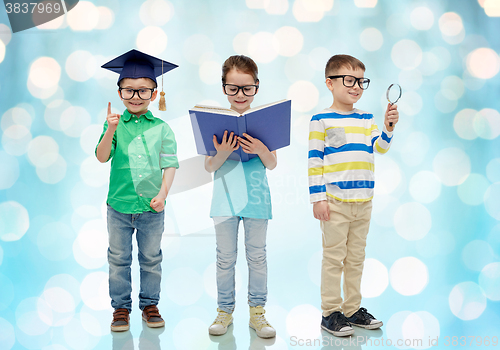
238, 133, 268, 155
213, 130, 239, 156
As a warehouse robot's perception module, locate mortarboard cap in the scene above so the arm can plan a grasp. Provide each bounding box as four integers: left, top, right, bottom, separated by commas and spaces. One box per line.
101, 49, 178, 87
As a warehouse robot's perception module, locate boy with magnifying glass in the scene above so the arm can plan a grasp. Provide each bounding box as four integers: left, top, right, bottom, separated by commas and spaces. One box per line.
308, 54, 399, 336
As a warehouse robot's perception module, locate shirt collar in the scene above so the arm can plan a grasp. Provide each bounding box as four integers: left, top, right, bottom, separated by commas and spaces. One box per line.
122, 109, 155, 122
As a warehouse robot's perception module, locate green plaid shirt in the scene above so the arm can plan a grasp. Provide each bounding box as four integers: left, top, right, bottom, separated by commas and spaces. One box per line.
96, 109, 179, 214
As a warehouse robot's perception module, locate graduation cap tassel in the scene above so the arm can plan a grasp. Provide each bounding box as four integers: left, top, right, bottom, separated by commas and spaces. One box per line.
159, 60, 166, 111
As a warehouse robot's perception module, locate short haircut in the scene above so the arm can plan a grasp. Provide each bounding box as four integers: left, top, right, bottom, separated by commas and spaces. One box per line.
325, 54, 366, 78
222, 55, 259, 84
119, 77, 157, 88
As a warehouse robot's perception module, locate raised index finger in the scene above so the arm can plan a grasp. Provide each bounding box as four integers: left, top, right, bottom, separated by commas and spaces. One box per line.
108, 102, 111, 115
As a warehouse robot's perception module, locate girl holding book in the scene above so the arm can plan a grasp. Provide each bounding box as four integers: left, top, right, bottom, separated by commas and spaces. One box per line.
204, 55, 277, 338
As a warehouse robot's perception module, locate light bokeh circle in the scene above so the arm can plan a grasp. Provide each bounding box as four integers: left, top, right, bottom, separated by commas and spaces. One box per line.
164, 267, 204, 306
453, 108, 478, 140
248, 31, 279, 63
486, 158, 500, 183
360, 27, 383, 51
65, 50, 97, 82
394, 202, 432, 241
462, 240, 495, 272
410, 6, 434, 30
449, 281, 487, 320
274, 26, 304, 57
409, 171, 442, 204
466, 48, 500, 79
139, 0, 174, 26
287, 80, 319, 112
457, 173, 490, 206
474, 108, 500, 140
390, 257, 429, 296
432, 148, 471, 186
136, 26, 168, 56
80, 272, 110, 311
36, 154, 67, 184
0, 317, 15, 350
479, 262, 500, 301
0, 201, 30, 242
391, 40, 422, 70
0, 151, 19, 190
286, 304, 322, 340
360, 258, 389, 298
28, 57, 61, 89
483, 182, 500, 220
67, 1, 99, 31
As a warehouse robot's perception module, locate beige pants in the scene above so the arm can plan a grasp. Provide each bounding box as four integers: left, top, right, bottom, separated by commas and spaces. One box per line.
320, 199, 373, 318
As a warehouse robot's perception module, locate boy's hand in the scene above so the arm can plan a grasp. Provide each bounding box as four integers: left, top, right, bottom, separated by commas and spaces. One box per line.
107, 102, 121, 131
150, 194, 166, 212
213, 130, 239, 156
313, 200, 330, 221
238, 133, 268, 155
385, 103, 399, 132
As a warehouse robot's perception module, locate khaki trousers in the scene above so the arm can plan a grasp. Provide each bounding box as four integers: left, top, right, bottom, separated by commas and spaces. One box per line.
320, 199, 373, 318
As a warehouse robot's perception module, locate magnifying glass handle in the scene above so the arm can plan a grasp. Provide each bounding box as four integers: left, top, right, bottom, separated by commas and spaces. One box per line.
388, 102, 394, 127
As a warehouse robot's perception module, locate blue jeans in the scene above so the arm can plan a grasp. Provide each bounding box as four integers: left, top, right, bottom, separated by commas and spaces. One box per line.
213, 216, 268, 313
107, 204, 164, 312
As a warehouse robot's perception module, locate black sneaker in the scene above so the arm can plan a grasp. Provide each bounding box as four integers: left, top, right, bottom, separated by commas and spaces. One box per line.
346, 308, 383, 329
321, 311, 354, 337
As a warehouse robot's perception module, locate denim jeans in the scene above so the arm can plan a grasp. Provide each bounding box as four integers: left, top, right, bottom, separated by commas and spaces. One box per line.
107, 204, 164, 312
213, 216, 268, 313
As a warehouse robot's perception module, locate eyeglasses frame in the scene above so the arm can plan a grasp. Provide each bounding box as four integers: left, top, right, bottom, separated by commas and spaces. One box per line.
118, 87, 156, 100
222, 83, 259, 97
327, 75, 371, 90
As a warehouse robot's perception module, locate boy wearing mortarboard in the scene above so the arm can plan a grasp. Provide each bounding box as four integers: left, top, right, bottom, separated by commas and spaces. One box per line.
96, 49, 179, 332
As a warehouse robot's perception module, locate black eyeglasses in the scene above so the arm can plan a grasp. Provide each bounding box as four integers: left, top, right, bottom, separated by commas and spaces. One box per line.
327, 75, 370, 90
223, 84, 259, 96
119, 88, 155, 100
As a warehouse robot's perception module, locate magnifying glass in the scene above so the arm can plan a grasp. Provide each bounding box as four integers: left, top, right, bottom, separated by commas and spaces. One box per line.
386, 83, 402, 127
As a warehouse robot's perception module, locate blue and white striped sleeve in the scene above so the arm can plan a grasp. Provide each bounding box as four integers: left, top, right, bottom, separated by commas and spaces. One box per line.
308, 115, 327, 203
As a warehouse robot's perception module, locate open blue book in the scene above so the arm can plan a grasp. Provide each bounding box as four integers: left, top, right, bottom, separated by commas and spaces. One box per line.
189, 99, 291, 162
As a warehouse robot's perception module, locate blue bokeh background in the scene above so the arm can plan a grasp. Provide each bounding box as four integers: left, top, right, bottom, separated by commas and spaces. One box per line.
0, 0, 499, 349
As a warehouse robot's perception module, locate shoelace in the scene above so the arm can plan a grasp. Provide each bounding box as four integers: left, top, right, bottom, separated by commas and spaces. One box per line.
356, 307, 374, 321
113, 309, 129, 322
214, 312, 230, 324
331, 312, 351, 327
252, 313, 271, 327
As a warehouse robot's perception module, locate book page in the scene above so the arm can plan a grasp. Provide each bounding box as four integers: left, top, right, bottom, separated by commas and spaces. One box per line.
191, 105, 241, 116
243, 99, 288, 115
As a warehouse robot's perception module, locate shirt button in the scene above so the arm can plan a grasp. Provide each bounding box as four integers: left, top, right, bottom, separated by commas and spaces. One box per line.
138, 137, 141, 140
139, 175, 142, 178
138, 155, 141, 158
135, 120, 138, 123
139, 194, 143, 197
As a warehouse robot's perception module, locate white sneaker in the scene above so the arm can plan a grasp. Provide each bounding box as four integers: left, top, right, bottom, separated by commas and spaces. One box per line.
249, 306, 276, 338
209, 308, 233, 336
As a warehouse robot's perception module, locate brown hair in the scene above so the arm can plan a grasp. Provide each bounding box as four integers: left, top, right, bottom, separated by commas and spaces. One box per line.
222, 55, 259, 84
325, 54, 365, 78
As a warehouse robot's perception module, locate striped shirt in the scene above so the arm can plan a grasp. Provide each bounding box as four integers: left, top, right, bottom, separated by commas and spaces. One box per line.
308, 108, 393, 203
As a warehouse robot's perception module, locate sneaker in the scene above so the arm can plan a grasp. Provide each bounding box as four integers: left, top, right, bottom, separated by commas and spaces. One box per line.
209, 308, 233, 335
142, 305, 165, 328
346, 307, 383, 330
321, 311, 354, 337
111, 308, 130, 332
249, 306, 276, 338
